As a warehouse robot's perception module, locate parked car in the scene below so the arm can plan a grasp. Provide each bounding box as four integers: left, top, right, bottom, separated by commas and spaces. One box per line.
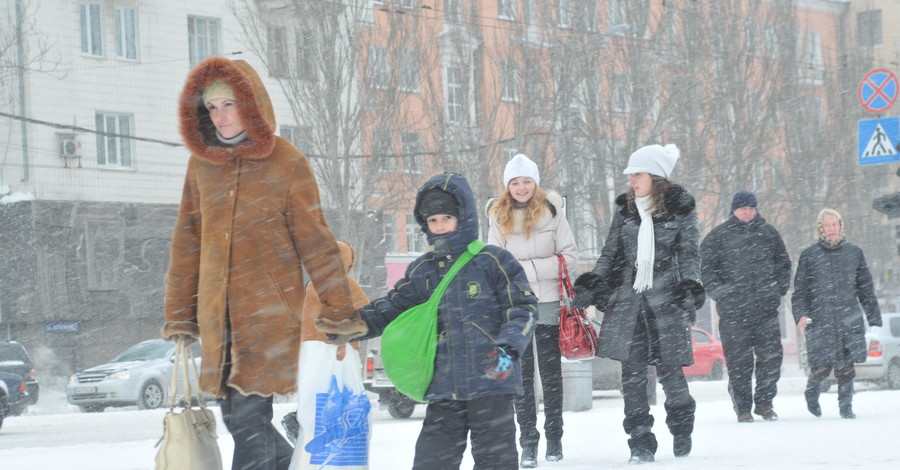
799, 313, 900, 390
0, 341, 40, 415
66, 339, 208, 413
362, 337, 418, 419
683, 327, 727, 380
854, 312, 900, 389
0, 371, 28, 430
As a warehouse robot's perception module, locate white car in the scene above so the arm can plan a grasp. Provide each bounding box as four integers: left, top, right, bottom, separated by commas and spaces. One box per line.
66, 339, 207, 413
855, 312, 900, 389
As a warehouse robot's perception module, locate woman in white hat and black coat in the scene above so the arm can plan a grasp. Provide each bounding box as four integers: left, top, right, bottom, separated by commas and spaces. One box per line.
572, 144, 705, 464
487, 154, 577, 467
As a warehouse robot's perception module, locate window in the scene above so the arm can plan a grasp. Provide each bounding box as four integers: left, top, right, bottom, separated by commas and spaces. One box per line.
188, 16, 219, 66
806, 30, 822, 68
382, 213, 397, 252
368, 45, 389, 89
80, 3, 103, 57
95, 112, 133, 167
406, 214, 428, 252
402, 131, 422, 173
557, 0, 572, 28
280, 125, 312, 149
114, 7, 138, 60
608, 0, 627, 29
399, 49, 419, 92
612, 73, 629, 113
296, 28, 316, 81
445, 0, 462, 23
446, 66, 464, 124
372, 129, 393, 172
267, 27, 289, 77
858, 10, 882, 49
498, 0, 516, 21
501, 60, 519, 102
763, 24, 777, 58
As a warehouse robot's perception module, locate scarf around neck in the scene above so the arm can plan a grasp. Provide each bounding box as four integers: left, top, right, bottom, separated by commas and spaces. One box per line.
633, 195, 655, 293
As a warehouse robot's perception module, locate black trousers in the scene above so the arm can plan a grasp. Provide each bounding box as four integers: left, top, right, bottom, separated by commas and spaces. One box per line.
719, 315, 784, 414
413, 394, 518, 470
514, 324, 563, 447
621, 313, 695, 454
219, 387, 293, 470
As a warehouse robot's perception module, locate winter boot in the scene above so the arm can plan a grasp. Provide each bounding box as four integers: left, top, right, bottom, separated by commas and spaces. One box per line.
805, 379, 822, 417
520, 446, 538, 468
673, 435, 692, 458
838, 380, 855, 419
737, 412, 754, 423
546, 440, 563, 462
627, 432, 658, 464
754, 406, 778, 421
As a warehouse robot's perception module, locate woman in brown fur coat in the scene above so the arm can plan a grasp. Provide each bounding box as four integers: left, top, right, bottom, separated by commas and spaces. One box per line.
162, 56, 357, 470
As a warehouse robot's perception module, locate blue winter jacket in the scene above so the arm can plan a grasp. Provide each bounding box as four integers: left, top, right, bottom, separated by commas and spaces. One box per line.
358, 172, 537, 400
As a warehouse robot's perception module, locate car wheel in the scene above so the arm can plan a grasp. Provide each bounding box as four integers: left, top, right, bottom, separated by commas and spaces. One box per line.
387, 393, 416, 419
79, 405, 105, 413
138, 380, 165, 410
886, 361, 900, 390
709, 360, 725, 381
0, 392, 8, 430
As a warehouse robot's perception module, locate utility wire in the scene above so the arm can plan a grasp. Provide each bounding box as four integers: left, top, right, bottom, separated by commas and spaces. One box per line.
0, 111, 184, 147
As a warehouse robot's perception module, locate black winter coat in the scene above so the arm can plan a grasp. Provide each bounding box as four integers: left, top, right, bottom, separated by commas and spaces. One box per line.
358, 173, 538, 400
700, 214, 791, 324
586, 185, 702, 366
792, 240, 882, 367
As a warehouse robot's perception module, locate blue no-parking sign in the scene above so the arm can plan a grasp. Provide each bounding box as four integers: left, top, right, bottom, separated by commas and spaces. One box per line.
858, 117, 900, 166
858, 69, 898, 114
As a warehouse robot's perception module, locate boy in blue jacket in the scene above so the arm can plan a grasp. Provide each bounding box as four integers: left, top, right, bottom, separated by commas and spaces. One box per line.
317, 172, 537, 470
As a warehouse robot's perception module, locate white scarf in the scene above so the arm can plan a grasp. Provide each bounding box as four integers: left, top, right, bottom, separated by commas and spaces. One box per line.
633, 195, 655, 293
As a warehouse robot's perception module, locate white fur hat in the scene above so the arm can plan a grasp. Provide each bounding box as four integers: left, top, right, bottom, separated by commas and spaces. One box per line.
503, 154, 540, 188
622, 144, 680, 179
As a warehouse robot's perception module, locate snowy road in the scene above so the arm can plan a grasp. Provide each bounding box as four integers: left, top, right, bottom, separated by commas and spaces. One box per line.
0, 373, 898, 469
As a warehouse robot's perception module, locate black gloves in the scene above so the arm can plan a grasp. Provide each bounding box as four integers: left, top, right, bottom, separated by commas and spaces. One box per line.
572, 272, 613, 311
571, 285, 597, 310
485, 345, 516, 381
676, 279, 706, 312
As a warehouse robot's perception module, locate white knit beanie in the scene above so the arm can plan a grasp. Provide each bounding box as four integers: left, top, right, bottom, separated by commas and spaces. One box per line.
622, 144, 680, 179
503, 154, 540, 188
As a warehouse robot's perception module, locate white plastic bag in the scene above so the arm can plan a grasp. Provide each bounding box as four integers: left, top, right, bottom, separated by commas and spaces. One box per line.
288, 341, 371, 470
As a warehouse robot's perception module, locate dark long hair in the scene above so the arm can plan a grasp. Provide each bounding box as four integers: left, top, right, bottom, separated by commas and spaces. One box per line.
626, 175, 675, 217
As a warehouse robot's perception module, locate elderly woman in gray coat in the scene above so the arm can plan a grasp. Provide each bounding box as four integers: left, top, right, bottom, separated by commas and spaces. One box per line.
792, 208, 881, 419
573, 144, 705, 464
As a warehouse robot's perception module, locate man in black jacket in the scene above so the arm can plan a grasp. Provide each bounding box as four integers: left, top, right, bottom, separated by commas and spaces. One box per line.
700, 191, 792, 423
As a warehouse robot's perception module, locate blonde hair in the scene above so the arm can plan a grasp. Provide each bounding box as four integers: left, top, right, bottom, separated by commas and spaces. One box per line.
490, 186, 550, 239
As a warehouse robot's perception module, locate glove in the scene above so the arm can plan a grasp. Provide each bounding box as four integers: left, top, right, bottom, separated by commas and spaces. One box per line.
485, 345, 516, 381
574, 272, 604, 289
676, 279, 706, 311
315, 313, 369, 342
571, 285, 596, 310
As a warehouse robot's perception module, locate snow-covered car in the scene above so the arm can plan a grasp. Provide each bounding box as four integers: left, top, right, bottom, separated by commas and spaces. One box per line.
362, 337, 419, 419
0, 341, 40, 415
855, 312, 900, 389
66, 339, 209, 413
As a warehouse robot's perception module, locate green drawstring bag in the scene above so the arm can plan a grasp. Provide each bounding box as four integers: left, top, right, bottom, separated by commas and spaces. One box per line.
381, 240, 486, 402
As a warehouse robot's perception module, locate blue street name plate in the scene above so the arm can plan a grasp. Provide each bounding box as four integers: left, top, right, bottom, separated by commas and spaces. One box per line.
858, 117, 900, 166
44, 322, 79, 333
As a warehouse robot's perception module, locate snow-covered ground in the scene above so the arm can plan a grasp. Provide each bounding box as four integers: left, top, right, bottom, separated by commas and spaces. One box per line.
0, 373, 897, 469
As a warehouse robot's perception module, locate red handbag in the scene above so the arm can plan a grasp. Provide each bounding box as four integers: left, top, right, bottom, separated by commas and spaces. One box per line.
557, 254, 599, 360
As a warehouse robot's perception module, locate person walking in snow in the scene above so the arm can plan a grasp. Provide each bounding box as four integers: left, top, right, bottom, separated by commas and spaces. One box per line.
317, 172, 537, 470
487, 154, 577, 467
162, 56, 358, 470
572, 144, 704, 464
700, 191, 791, 423
792, 208, 882, 419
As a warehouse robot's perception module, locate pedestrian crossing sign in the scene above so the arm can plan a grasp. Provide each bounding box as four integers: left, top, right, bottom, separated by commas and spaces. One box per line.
858, 117, 900, 166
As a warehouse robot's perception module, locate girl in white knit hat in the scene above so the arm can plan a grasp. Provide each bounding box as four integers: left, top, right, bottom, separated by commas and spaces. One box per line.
571, 144, 705, 463
487, 154, 578, 467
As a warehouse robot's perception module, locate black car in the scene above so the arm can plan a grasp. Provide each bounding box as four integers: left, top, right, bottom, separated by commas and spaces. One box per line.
0, 341, 40, 415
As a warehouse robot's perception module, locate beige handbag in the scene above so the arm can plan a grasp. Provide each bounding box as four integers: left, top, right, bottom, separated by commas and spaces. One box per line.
154, 339, 223, 470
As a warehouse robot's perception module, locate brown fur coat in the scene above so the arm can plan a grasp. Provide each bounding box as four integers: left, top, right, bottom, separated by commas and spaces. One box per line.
162, 57, 355, 397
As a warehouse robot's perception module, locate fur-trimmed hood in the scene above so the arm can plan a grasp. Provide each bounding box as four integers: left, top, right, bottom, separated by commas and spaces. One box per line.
178, 57, 277, 165
614, 184, 695, 219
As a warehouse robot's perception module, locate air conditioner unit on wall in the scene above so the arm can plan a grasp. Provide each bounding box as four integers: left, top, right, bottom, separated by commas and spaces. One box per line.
58, 134, 81, 158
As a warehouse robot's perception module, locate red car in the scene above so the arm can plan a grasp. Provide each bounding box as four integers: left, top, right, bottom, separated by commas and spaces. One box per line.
683, 327, 726, 380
